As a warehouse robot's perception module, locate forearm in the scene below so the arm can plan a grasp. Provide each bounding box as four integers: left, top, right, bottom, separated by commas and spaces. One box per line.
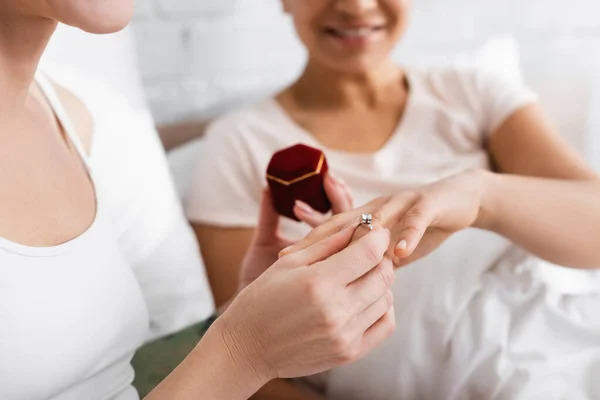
476, 170, 600, 268
145, 320, 267, 400
157, 120, 211, 151
133, 319, 215, 396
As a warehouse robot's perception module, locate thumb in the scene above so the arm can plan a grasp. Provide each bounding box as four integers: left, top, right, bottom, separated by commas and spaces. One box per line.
255, 189, 281, 244
325, 173, 354, 214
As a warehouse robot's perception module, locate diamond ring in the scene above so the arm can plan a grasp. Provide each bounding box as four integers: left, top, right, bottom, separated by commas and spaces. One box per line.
360, 213, 374, 231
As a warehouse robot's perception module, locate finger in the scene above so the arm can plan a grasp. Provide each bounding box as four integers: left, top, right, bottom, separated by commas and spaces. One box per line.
394, 201, 433, 259
345, 257, 394, 315
316, 227, 391, 284
393, 230, 450, 268
280, 197, 390, 259
255, 189, 281, 244
357, 306, 396, 359
376, 192, 416, 229
325, 174, 353, 214
294, 201, 329, 228
279, 212, 358, 258
281, 224, 356, 268
349, 211, 386, 246
347, 194, 415, 247
346, 289, 393, 339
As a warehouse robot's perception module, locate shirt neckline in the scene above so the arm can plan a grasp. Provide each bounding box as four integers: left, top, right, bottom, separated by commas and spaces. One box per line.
266, 68, 418, 159
0, 71, 101, 258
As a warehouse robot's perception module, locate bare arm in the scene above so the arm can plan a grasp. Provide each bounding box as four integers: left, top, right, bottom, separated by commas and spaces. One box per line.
474, 104, 600, 268
286, 104, 600, 269
192, 224, 254, 308
157, 120, 212, 151
145, 321, 266, 400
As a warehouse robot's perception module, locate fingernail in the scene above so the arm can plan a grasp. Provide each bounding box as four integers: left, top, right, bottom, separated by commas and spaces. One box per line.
295, 200, 314, 214
397, 240, 408, 250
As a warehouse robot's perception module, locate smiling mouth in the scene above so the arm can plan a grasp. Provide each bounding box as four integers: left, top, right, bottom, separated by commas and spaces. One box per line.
324, 26, 385, 39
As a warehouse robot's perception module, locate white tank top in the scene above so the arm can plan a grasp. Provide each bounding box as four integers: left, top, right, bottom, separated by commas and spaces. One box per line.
0, 73, 149, 400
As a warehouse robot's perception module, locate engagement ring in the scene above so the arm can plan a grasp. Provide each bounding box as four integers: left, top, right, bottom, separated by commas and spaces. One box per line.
360, 213, 374, 231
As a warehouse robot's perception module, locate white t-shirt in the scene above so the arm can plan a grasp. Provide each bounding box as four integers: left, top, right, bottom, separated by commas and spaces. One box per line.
187, 68, 600, 399
186, 68, 535, 236
0, 66, 214, 400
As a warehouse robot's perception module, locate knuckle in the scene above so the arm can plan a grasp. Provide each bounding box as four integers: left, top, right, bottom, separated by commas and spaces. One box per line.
391, 253, 403, 268
363, 235, 385, 265
282, 253, 302, 268
321, 309, 344, 335
365, 244, 381, 265
401, 224, 421, 235
304, 276, 327, 304
385, 290, 394, 307
406, 202, 428, 218
329, 214, 347, 226
396, 191, 418, 203
379, 264, 395, 290
387, 312, 397, 337
387, 320, 397, 338
333, 337, 360, 364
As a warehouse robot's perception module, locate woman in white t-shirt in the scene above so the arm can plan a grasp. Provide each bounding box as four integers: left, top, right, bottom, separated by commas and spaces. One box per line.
187, 0, 600, 399
0, 1, 399, 399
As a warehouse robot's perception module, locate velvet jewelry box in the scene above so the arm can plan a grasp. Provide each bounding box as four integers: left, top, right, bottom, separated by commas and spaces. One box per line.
266, 144, 332, 221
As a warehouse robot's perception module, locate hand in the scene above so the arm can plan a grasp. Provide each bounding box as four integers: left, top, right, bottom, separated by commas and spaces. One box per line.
281, 169, 488, 267
239, 174, 354, 291
238, 190, 292, 292
216, 226, 395, 382
293, 173, 354, 227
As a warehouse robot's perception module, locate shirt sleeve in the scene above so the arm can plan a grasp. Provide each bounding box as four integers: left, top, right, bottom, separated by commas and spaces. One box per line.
184, 116, 263, 228
73, 77, 216, 342
468, 68, 539, 137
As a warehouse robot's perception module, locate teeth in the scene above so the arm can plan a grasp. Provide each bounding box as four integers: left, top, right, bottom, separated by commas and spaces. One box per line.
335, 27, 373, 38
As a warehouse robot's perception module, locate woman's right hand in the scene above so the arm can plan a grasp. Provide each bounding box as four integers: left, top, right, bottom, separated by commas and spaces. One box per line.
215, 224, 395, 383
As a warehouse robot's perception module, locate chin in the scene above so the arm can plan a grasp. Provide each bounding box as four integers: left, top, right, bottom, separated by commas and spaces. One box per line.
76, 13, 132, 34
325, 56, 389, 75
52, 0, 134, 34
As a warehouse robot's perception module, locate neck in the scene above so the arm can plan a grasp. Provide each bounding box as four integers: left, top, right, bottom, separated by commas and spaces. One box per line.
291, 58, 404, 108
0, 10, 57, 115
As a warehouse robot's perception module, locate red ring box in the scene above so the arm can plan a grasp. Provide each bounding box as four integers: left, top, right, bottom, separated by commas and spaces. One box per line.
266, 144, 332, 221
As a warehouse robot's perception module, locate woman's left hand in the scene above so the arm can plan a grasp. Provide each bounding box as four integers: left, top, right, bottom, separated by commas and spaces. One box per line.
282, 169, 488, 268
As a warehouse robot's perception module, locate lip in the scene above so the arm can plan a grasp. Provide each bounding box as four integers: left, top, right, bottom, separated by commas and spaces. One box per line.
322, 24, 387, 47
323, 21, 387, 30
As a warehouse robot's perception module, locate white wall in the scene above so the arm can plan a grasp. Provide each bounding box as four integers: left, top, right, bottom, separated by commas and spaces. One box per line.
43, 25, 147, 112
132, 0, 600, 124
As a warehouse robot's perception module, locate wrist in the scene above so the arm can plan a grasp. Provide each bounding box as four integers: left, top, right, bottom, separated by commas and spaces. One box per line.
146, 313, 270, 400
472, 169, 499, 231
212, 310, 274, 389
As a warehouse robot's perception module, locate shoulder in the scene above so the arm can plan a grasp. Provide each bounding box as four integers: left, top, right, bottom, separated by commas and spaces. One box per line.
411, 67, 489, 100
206, 99, 282, 142
39, 63, 160, 160
39, 63, 140, 137
50, 81, 94, 155
203, 98, 290, 160
412, 66, 532, 107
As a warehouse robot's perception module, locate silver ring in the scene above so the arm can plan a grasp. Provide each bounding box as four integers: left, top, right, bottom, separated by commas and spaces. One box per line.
360, 213, 373, 230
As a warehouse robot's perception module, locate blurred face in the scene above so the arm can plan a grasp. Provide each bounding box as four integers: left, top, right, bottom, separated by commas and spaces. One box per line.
282, 0, 410, 73
8, 0, 134, 34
